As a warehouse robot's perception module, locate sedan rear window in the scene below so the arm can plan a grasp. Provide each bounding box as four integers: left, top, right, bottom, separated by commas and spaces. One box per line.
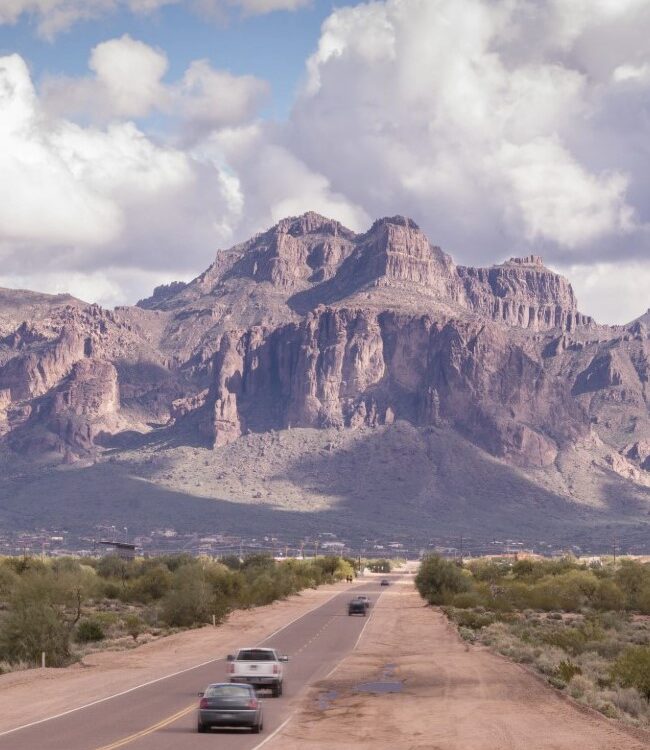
205, 686, 252, 699
236, 649, 276, 661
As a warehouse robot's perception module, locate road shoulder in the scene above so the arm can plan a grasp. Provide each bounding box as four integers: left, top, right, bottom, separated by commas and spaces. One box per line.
264, 581, 650, 750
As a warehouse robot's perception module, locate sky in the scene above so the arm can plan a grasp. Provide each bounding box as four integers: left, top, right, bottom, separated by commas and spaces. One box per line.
0, 0, 648, 324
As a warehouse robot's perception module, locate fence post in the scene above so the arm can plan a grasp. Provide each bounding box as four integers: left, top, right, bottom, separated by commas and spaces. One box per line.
212, 614, 216, 627
41, 651, 46, 669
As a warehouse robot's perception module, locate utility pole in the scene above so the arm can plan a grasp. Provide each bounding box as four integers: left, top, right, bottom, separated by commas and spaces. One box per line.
612, 535, 617, 565
459, 534, 464, 565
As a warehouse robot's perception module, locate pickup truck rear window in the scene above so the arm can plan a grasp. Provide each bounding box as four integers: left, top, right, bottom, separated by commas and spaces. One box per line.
237, 650, 276, 661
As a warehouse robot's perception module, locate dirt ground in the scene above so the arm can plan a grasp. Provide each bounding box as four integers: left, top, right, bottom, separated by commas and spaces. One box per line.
266, 580, 650, 750
0, 581, 347, 734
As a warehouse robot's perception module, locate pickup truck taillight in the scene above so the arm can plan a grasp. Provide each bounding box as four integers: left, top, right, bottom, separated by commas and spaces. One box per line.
272, 664, 279, 674
247, 699, 259, 709
199, 698, 209, 709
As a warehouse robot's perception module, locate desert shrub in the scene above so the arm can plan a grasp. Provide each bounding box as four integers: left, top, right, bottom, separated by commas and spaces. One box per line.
0, 563, 18, 599
154, 554, 194, 572
451, 591, 484, 609
611, 561, 650, 612
458, 627, 476, 642
124, 614, 144, 641
220, 555, 243, 571
241, 554, 276, 572
76, 619, 105, 643
538, 625, 588, 655
568, 674, 593, 699
416, 556, 471, 605
127, 565, 173, 603
447, 608, 495, 630
556, 659, 582, 683
160, 564, 224, 627
467, 559, 511, 583
607, 687, 648, 718
593, 580, 625, 611
0, 567, 97, 667
533, 646, 566, 676
611, 646, 650, 699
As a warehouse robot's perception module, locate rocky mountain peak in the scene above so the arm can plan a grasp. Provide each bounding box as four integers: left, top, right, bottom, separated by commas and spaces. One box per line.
504, 255, 545, 267
273, 211, 355, 239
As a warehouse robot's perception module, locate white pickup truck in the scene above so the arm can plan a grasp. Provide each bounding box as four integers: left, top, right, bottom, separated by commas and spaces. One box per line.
226, 647, 289, 696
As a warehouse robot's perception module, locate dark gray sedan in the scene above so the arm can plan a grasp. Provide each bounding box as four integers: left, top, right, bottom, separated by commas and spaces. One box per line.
197, 683, 263, 733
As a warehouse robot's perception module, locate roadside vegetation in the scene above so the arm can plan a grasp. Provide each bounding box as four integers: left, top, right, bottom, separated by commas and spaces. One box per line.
416, 554, 650, 727
0, 553, 355, 672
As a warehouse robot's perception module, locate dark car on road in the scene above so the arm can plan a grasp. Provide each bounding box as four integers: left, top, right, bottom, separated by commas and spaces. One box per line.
197, 683, 263, 733
356, 595, 371, 609
348, 598, 367, 616
380, 579, 390, 586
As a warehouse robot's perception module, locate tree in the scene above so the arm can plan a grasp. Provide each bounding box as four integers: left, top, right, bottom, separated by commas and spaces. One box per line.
160, 564, 223, 627
415, 555, 471, 605
0, 570, 89, 666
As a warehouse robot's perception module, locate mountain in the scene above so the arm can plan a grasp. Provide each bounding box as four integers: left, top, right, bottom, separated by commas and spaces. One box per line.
0, 213, 648, 549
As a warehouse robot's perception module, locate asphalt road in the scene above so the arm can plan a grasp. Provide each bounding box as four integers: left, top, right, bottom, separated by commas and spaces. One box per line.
0, 578, 390, 750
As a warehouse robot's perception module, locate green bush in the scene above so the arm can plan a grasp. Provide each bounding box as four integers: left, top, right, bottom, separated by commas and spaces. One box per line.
611, 646, 650, 699
447, 608, 496, 630
556, 659, 582, 684
416, 556, 471, 605
76, 620, 105, 643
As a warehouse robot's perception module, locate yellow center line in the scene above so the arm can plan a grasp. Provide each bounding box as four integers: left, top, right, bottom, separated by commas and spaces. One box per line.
94, 703, 196, 750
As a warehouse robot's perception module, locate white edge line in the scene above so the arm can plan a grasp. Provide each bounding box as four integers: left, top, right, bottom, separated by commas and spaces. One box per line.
322, 590, 383, 681
250, 711, 295, 750
0, 586, 346, 739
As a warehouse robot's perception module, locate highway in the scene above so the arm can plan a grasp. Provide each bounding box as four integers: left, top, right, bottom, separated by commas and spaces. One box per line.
0, 579, 389, 750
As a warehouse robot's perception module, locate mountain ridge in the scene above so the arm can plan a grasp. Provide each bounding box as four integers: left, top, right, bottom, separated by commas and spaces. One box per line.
0, 212, 648, 546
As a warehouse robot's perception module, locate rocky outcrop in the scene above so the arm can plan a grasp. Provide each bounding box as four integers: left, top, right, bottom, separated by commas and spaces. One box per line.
137, 281, 188, 309
458, 256, 592, 331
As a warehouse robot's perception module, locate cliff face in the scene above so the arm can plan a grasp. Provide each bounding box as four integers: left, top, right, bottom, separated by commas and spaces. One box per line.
196, 307, 586, 467
458, 256, 591, 331
0, 213, 646, 485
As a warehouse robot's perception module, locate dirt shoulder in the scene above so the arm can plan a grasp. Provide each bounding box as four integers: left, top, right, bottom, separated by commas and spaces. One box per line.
0, 581, 347, 734
266, 581, 650, 750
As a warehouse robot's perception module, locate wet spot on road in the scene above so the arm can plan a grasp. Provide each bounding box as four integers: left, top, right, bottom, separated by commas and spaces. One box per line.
354, 681, 403, 694
316, 689, 339, 710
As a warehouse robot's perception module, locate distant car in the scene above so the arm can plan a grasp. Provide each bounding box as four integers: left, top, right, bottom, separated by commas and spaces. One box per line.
348, 598, 367, 616
380, 579, 390, 586
227, 647, 288, 696
356, 595, 371, 608
197, 683, 263, 733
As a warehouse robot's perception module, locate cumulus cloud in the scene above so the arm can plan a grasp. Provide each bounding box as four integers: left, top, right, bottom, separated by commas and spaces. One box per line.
277, 0, 650, 285
0, 52, 243, 305
211, 124, 369, 232
557, 260, 650, 326
42, 36, 269, 139
43, 35, 169, 120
